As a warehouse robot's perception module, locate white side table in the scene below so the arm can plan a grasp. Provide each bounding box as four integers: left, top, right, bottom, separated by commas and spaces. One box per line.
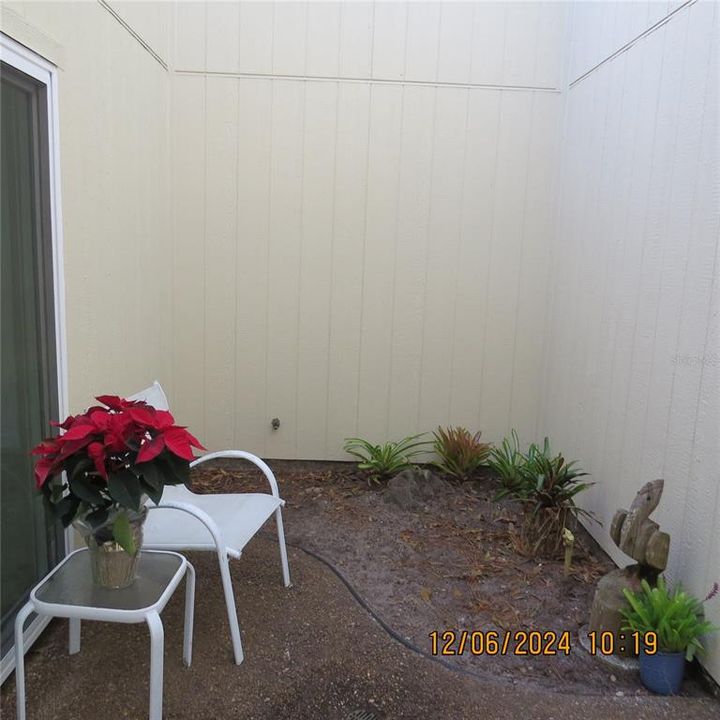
14, 548, 195, 720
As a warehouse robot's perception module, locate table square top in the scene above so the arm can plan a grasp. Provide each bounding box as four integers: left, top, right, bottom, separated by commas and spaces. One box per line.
32, 549, 185, 614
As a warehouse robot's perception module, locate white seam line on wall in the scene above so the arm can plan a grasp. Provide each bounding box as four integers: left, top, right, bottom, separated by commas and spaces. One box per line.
354, 0, 376, 438
97, 0, 168, 71
415, 2, 444, 431
568, 0, 698, 89
323, 9, 343, 458
263, 2, 277, 456
172, 68, 560, 93
294, 3, 310, 458
385, 4, 411, 440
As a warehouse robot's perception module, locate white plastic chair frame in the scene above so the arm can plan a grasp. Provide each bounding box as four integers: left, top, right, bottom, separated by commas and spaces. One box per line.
129, 383, 291, 666
148, 452, 291, 665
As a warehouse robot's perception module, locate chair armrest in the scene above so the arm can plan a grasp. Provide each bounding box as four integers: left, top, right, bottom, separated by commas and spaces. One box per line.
190, 450, 281, 499
147, 500, 229, 555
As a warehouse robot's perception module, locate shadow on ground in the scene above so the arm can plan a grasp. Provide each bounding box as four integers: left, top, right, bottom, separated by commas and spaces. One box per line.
2, 538, 718, 719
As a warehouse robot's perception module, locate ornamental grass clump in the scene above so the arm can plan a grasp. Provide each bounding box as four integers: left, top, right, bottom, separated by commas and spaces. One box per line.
432, 426, 491, 481
622, 577, 719, 660
31, 395, 204, 552
342, 434, 431, 484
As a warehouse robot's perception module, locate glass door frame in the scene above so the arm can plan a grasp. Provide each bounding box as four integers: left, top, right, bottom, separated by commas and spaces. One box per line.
0, 33, 68, 684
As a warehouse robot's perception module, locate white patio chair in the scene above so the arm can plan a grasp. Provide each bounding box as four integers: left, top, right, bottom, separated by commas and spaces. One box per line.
127, 381, 291, 665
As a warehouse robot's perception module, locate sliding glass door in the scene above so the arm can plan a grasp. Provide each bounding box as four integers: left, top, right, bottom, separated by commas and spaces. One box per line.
0, 60, 62, 659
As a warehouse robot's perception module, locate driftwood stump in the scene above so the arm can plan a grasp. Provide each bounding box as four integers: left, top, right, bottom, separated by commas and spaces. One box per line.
587, 479, 670, 657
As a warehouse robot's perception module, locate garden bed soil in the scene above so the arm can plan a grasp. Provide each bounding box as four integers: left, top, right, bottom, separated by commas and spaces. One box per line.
192, 459, 715, 698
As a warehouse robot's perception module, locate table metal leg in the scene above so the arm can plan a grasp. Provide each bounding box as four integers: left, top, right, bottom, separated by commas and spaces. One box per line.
146, 612, 164, 720
183, 562, 195, 667
68, 618, 81, 655
14, 603, 34, 720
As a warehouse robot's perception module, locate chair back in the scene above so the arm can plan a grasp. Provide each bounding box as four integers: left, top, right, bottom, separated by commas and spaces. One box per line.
127, 380, 170, 411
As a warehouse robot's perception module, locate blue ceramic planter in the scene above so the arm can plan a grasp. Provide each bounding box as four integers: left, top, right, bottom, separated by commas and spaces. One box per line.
639, 649, 685, 695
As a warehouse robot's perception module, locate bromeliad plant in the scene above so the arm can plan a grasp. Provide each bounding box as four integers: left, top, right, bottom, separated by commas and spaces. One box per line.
432, 426, 491, 481
494, 434, 594, 557
622, 577, 719, 660
343, 434, 431, 484
31, 395, 204, 552
485, 429, 524, 488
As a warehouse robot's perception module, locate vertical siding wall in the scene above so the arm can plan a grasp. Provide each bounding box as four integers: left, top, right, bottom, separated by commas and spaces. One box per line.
0, 1, 174, 411
170, 1, 565, 459
542, 0, 720, 680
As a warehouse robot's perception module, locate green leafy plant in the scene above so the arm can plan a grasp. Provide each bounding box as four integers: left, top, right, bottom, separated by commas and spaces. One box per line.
432, 426, 490, 481
343, 434, 430, 484
622, 577, 719, 660
493, 434, 593, 557
486, 429, 524, 487
499, 437, 594, 519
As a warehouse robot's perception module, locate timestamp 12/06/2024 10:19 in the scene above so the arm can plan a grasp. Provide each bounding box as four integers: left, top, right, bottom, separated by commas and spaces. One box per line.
428, 630, 658, 657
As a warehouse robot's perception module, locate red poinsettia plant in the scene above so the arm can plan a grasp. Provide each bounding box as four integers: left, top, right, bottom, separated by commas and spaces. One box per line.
31, 395, 204, 552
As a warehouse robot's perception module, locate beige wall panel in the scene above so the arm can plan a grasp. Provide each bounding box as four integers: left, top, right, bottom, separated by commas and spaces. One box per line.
386, 85, 435, 439
371, 1, 407, 80
238, 0, 274, 75
265, 80, 305, 457
356, 84, 403, 441
478, 92, 534, 439
296, 82, 338, 458
436, 2, 474, 84
234, 79, 273, 456
306, 2, 341, 78
325, 83, 371, 456
544, 0, 720, 681
174, 0, 205, 70
508, 91, 559, 443
448, 91, 501, 431
404, 1, 440, 83
417, 88, 468, 432
111, 0, 171, 63
203, 77, 239, 448
170, 74, 206, 432
206, 1, 240, 73
338, 1, 373, 78
272, 1, 307, 77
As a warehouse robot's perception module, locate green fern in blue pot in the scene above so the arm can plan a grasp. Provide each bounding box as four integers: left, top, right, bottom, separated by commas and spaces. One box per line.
621, 577, 718, 695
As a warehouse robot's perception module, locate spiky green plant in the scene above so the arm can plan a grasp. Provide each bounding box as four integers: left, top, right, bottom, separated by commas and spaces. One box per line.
485, 429, 524, 488
499, 437, 594, 521
342, 434, 430, 484
432, 426, 491, 481
492, 434, 594, 557
622, 577, 719, 660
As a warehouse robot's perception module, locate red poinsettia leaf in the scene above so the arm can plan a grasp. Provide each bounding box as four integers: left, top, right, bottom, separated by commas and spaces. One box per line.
153, 410, 175, 430
127, 406, 158, 427
96, 395, 125, 410
88, 409, 110, 431
162, 427, 196, 461
137, 435, 165, 463
34, 456, 60, 488
57, 435, 94, 461
30, 439, 60, 456
51, 415, 75, 430
86, 441, 108, 479
183, 429, 205, 450
61, 421, 98, 441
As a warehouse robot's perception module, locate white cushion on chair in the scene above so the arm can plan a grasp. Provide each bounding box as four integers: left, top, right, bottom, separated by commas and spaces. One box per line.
144, 485, 282, 555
